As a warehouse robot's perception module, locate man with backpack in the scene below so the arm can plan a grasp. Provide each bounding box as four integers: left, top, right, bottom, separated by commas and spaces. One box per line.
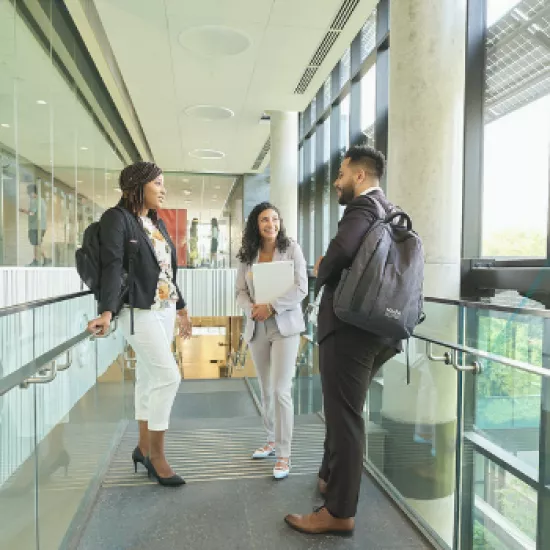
285, 145, 422, 536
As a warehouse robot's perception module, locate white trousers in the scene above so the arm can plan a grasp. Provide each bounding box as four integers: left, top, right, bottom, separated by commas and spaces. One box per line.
119, 305, 180, 431
248, 318, 300, 457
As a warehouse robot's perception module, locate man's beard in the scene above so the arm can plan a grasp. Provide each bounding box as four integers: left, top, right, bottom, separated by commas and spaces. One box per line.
337, 185, 355, 205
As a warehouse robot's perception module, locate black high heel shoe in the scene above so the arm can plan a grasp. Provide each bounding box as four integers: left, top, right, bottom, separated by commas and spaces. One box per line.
143, 457, 185, 487
132, 446, 146, 473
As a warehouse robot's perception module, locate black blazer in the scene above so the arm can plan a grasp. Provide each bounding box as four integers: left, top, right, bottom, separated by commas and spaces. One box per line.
98, 204, 186, 315
315, 189, 401, 351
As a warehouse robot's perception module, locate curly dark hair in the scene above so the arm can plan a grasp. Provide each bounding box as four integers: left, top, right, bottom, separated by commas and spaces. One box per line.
118, 161, 163, 224
237, 202, 290, 264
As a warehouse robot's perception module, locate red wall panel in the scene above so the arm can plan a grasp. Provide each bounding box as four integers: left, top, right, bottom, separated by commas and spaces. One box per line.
158, 209, 187, 266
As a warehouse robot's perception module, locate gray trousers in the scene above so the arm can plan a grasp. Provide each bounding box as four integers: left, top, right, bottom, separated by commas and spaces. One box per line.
248, 318, 300, 457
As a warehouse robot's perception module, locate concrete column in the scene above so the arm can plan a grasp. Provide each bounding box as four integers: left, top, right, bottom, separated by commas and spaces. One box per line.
269, 111, 298, 239
380, 0, 467, 545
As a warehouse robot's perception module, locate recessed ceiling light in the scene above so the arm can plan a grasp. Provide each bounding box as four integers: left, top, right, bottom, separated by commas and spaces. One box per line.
182, 178, 190, 183
80, 146, 88, 151
184, 105, 234, 121
178, 26, 251, 58
36, 100, 47, 105
214, 185, 221, 189
189, 149, 225, 160
1, 123, 10, 128
77, 180, 83, 183
183, 190, 191, 196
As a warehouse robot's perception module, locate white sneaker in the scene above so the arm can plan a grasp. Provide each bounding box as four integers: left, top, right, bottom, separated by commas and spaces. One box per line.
252, 444, 275, 459
273, 458, 290, 480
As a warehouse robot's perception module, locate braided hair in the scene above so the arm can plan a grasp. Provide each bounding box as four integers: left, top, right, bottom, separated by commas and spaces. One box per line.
119, 161, 162, 224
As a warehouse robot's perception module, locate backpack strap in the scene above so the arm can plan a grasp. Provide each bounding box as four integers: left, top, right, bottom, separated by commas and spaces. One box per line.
115, 207, 139, 335
367, 196, 386, 219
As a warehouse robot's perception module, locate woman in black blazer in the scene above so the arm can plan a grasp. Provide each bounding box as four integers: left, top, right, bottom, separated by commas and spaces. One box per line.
88, 161, 192, 487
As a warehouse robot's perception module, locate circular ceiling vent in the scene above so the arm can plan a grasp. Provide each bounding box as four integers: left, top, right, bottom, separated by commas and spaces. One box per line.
178, 26, 251, 58
184, 105, 234, 121
189, 149, 225, 160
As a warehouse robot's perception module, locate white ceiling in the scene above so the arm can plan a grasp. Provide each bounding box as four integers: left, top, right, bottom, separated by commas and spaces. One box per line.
92, 0, 377, 175
0, 0, 377, 221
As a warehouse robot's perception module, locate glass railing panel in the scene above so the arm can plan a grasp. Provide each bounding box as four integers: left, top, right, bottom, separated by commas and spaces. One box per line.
35, 326, 129, 550
294, 336, 322, 415
0, 292, 131, 550
414, 300, 460, 345
33, 294, 96, 357
0, 388, 38, 550
0, 308, 38, 550
466, 308, 545, 473
472, 452, 537, 548
365, 335, 458, 549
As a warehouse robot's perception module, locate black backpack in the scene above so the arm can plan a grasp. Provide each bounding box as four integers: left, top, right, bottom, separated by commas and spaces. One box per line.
76, 207, 139, 334
333, 197, 425, 340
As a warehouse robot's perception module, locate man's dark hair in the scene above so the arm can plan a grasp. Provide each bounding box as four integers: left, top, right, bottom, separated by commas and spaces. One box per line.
345, 145, 386, 179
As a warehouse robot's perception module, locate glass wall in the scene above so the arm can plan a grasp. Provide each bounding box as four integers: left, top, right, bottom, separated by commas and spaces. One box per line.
481, 0, 550, 258
161, 173, 234, 269
298, 6, 380, 263
0, 0, 124, 268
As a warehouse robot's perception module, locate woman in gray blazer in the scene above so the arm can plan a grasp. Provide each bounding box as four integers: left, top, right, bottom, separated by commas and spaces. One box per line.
236, 202, 308, 480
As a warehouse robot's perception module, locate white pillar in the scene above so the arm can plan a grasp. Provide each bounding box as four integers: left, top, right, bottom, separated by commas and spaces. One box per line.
387, 0, 466, 298
381, 1, 467, 545
269, 111, 298, 239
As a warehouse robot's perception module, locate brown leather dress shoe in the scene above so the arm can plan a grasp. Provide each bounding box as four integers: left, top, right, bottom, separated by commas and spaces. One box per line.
284, 506, 354, 536
318, 477, 327, 496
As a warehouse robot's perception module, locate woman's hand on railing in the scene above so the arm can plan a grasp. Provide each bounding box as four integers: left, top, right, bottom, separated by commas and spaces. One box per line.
87, 311, 112, 338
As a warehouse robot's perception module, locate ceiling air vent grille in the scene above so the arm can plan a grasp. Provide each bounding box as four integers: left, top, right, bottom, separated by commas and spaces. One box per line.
295, 67, 318, 94
251, 137, 271, 171
311, 31, 340, 66
331, 0, 361, 30
294, 0, 361, 94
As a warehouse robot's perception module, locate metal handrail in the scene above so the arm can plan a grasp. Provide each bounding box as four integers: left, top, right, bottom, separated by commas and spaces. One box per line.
0, 322, 116, 397
423, 296, 550, 319
413, 334, 549, 378
306, 271, 549, 318
0, 290, 93, 318
302, 320, 547, 378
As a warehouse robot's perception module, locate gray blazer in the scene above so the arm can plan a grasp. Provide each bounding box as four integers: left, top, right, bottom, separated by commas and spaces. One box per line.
236, 240, 308, 343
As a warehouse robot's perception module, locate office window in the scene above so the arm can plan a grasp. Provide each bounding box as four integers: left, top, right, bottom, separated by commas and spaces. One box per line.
360, 9, 377, 62
340, 94, 350, 152
339, 48, 351, 89
322, 117, 331, 251
360, 64, 377, 143
309, 132, 316, 266
481, 0, 550, 258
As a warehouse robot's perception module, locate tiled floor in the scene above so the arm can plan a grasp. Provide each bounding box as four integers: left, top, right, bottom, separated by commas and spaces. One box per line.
79, 413, 431, 550
76, 380, 432, 550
